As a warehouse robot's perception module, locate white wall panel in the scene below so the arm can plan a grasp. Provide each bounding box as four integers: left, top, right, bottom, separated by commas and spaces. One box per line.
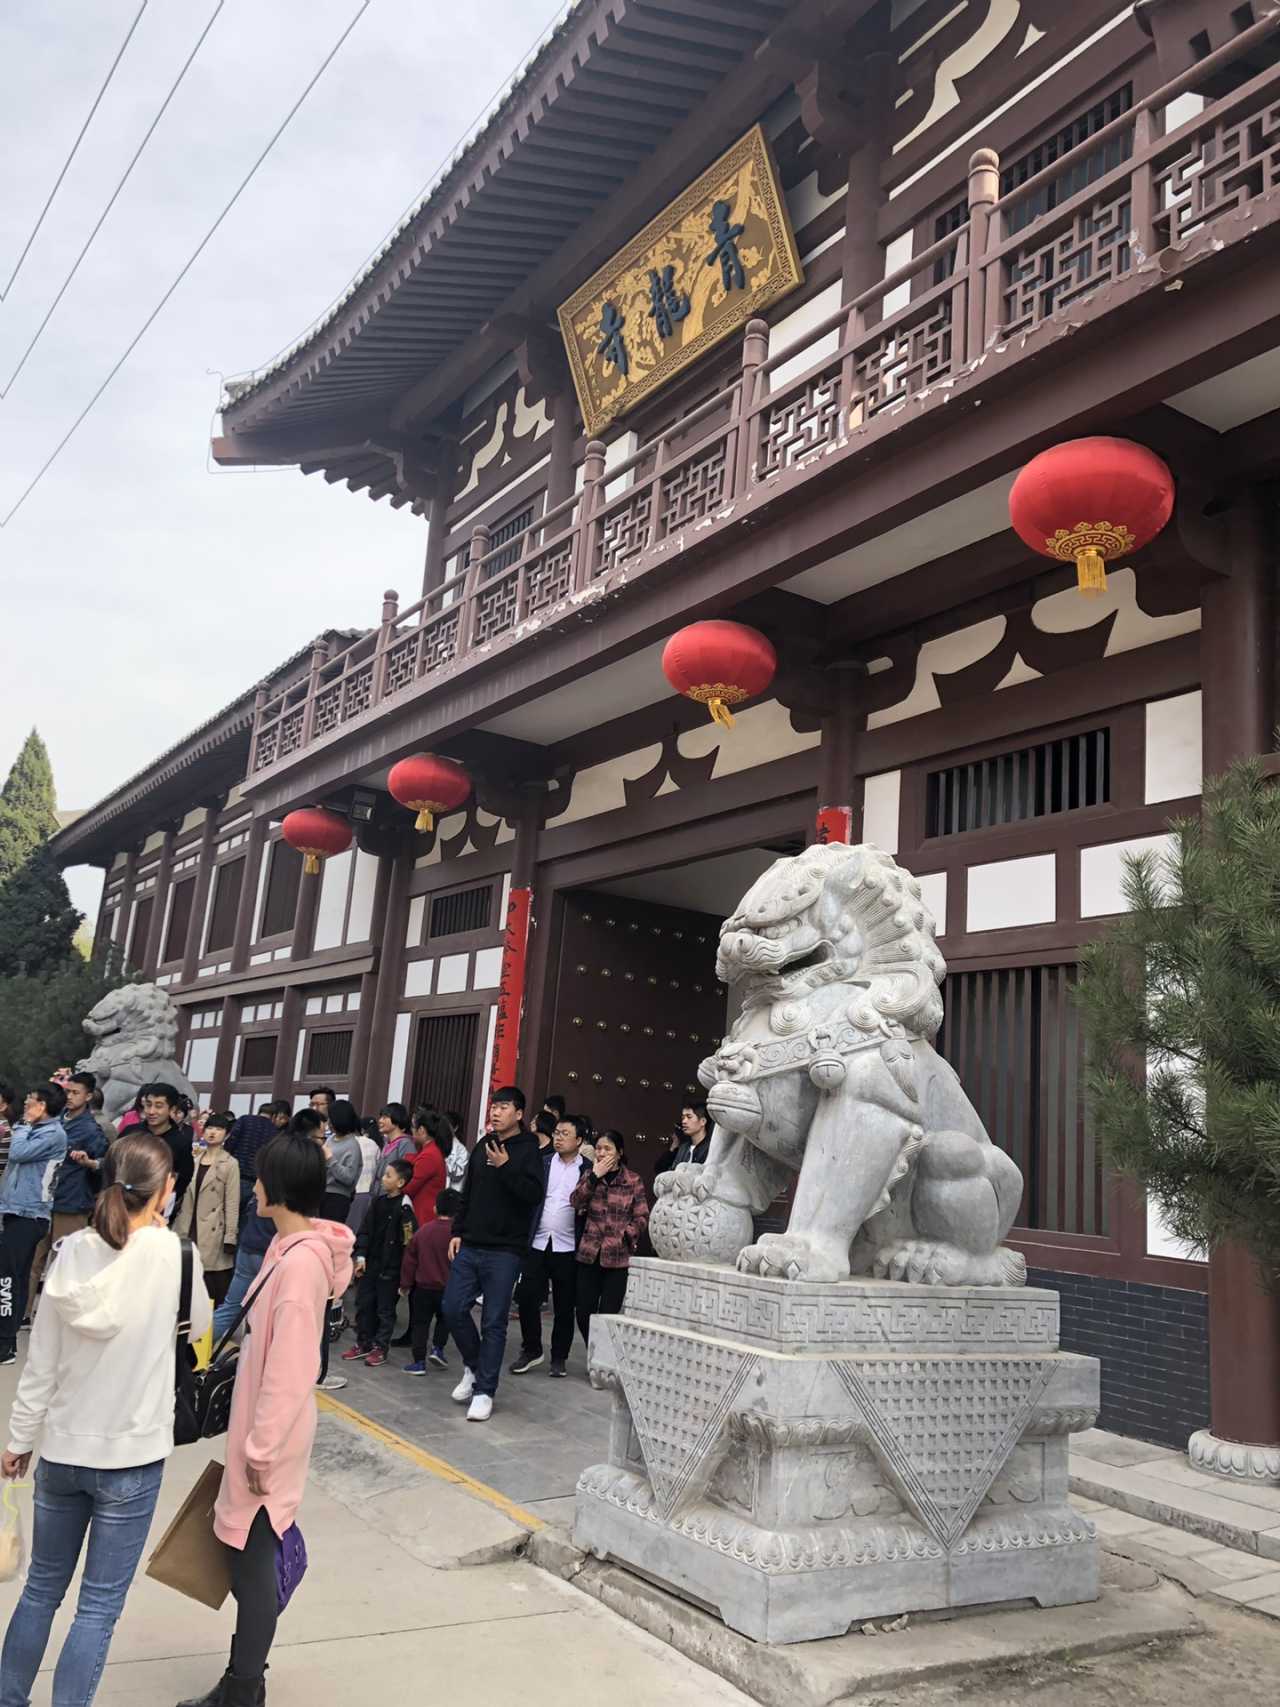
404, 959, 434, 998
473, 946, 504, 989
437, 954, 469, 995
346, 850, 379, 944
1145, 691, 1202, 804
915, 871, 948, 937
1080, 835, 1173, 919
184, 1037, 218, 1082
966, 854, 1056, 933
313, 850, 352, 952
405, 895, 426, 948
388, 1013, 412, 1103
862, 771, 902, 854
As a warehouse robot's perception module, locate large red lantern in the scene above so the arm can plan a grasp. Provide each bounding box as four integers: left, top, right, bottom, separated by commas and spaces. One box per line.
388, 753, 471, 832
281, 807, 352, 876
662, 620, 777, 729
1009, 436, 1174, 596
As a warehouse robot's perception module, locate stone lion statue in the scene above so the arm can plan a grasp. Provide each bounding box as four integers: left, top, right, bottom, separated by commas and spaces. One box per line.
79, 982, 197, 1122
650, 843, 1025, 1287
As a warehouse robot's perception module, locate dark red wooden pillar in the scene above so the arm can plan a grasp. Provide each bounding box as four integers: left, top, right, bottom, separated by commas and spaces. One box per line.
1198, 491, 1280, 1462
816, 666, 864, 844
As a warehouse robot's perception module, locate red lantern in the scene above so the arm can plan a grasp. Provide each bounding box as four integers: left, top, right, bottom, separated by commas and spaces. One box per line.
661, 620, 777, 729
388, 753, 471, 832
1009, 436, 1174, 597
281, 807, 352, 876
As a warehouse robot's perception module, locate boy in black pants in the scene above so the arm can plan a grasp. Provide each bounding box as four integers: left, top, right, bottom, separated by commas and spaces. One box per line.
344, 1156, 416, 1368
400, 1188, 461, 1374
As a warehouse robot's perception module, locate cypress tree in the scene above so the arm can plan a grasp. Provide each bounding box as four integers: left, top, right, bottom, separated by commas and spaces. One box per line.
1076, 756, 1280, 1281
0, 730, 60, 892
0, 844, 81, 977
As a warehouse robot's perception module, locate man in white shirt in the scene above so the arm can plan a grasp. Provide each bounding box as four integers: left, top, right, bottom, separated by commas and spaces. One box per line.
511, 1116, 589, 1377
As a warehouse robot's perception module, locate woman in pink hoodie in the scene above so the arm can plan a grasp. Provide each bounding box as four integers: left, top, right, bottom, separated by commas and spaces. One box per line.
179, 1133, 353, 1707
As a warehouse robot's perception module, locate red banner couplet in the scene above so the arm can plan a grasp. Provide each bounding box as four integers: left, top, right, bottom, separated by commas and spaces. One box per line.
815, 805, 852, 845
489, 884, 533, 1096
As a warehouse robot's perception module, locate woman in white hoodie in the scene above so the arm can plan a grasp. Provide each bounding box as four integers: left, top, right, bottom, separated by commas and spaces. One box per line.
0, 1131, 212, 1707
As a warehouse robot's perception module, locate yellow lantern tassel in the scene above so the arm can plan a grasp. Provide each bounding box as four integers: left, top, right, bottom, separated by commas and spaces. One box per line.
303, 852, 320, 876
1075, 546, 1108, 597
708, 697, 736, 729
414, 805, 434, 832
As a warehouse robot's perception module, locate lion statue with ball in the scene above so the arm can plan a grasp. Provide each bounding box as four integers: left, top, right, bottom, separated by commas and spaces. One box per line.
79, 982, 197, 1122
650, 842, 1025, 1287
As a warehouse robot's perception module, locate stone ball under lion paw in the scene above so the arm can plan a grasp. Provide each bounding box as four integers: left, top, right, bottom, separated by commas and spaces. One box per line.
650, 1191, 753, 1265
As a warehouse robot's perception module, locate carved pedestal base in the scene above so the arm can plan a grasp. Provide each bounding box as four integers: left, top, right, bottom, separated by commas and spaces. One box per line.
1188, 1429, 1280, 1486
574, 1258, 1100, 1644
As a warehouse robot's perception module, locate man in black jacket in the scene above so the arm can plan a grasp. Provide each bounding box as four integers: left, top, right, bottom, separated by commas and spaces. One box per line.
442, 1086, 544, 1421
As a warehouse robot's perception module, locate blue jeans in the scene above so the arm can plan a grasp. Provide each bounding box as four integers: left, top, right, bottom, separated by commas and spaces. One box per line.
442, 1245, 523, 1398
213, 1243, 265, 1340
0, 1458, 164, 1707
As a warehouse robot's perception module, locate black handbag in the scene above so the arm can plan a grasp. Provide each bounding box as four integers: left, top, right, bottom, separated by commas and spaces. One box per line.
173, 1241, 267, 1447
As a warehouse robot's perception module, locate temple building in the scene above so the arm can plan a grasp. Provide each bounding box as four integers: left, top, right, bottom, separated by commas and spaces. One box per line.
52, 0, 1280, 1463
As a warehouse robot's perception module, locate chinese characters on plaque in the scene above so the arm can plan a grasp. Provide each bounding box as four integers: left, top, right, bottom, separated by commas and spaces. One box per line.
558, 126, 804, 438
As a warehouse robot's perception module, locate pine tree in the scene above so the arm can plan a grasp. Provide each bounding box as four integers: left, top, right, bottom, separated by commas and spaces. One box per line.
1076, 756, 1280, 1281
0, 950, 131, 1093
0, 730, 60, 891
0, 844, 82, 976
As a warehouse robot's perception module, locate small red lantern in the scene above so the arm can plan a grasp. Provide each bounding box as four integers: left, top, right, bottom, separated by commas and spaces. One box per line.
281, 807, 352, 876
662, 620, 777, 729
1009, 436, 1174, 597
388, 753, 471, 832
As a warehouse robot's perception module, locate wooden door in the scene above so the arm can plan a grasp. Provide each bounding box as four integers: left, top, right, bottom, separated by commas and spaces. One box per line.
544, 889, 727, 1183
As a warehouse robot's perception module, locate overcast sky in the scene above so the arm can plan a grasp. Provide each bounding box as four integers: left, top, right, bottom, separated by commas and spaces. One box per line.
0, 0, 562, 921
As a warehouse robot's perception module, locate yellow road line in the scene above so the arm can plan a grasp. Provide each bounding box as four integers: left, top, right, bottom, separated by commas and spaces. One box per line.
316, 1392, 545, 1532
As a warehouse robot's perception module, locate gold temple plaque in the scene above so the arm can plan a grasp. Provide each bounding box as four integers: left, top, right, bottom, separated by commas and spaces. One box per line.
558, 125, 804, 438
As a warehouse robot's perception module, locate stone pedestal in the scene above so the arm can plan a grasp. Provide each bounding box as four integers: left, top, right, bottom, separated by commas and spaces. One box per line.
574, 1258, 1100, 1644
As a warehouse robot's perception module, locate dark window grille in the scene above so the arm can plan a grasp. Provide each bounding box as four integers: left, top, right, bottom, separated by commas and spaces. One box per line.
126, 896, 154, 969
409, 1012, 480, 1132
163, 877, 195, 963
205, 858, 245, 953
307, 1029, 353, 1077
430, 884, 493, 938
929, 84, 1134, 278
937, 963, 1103, 1235
484, 503, 535, 577
925, 728, 1110, 838
239, 1034, 278, 1078
1001, 86, 1134, 234
260, 840, 303, 938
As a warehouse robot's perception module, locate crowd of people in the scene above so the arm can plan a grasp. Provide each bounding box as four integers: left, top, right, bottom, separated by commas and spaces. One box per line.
0, 1063, 713, 1706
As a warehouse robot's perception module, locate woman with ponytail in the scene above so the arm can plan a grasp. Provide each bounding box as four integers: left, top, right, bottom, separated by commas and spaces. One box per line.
0, 1133, 212, 1707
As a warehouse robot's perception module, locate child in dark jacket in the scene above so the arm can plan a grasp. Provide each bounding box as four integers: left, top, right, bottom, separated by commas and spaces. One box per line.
344, 1156, 417, 1367
400, 1188, 460, 1374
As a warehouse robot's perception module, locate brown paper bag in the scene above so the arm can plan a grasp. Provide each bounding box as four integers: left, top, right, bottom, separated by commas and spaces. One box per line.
145, 1460, 231, 1610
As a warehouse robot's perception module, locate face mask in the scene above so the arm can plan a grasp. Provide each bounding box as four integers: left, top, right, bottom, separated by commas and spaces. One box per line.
162, 1191, 176, 1222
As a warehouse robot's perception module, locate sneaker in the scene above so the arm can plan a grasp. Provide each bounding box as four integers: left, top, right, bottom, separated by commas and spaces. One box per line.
402, 1360, 428, 1376
467, 1393, 493, 1422
316, 1374, 348, 1392
0, 1350, 14, 1367
549, 1360, 567, 1378
451, 1368, 476, 1403
510, 1350, 544, 1375
18, 1319, 31, 1334
341, 1344, 370, 1361
365, 1349, 387, 1368
427, 1348, 448, 1369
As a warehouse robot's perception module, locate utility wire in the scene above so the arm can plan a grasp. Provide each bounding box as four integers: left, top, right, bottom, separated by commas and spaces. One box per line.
2, 1, 226, 398
1, 0, 150, 302
0, 0, 373, 529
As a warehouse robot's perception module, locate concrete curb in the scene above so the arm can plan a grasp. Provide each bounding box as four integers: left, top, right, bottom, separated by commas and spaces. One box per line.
528, 1528, 1199, 1707
1070, 1468, 1274, 1558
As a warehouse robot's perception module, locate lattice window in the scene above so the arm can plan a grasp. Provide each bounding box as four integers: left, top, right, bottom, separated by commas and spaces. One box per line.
1153, 95, 1280, 245
342, 665, 373, 721
277, 708, 305, 758
382, 632, 419, 696
926, 728, 1110, 838
659, 441, 727, 533
526, 540, 575, 613
205, 858, 244, 954
423, 611, 461, 671
474, 574, 519, 645
410, 1011, 480, 1133
430, 884, 493, 938
856, 301, 954, 414
312, 684, 342, 736
597, 489, 654, 573
1002, 187, 1132, 335
937, 963, 1103, 1235
260, 840, 303, 937
254, 725, 280, 770
759, 370, 843, 476
307, 1029, 353, 1077
163, 877, 195, 962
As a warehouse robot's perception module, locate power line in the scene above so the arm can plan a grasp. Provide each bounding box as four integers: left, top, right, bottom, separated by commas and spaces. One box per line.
0, 0, 374, 529
2, 1, 227, 398
1, 0, 150, 302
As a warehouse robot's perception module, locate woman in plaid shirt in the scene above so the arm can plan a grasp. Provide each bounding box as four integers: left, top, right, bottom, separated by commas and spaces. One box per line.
572, 1131, 649, 1347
